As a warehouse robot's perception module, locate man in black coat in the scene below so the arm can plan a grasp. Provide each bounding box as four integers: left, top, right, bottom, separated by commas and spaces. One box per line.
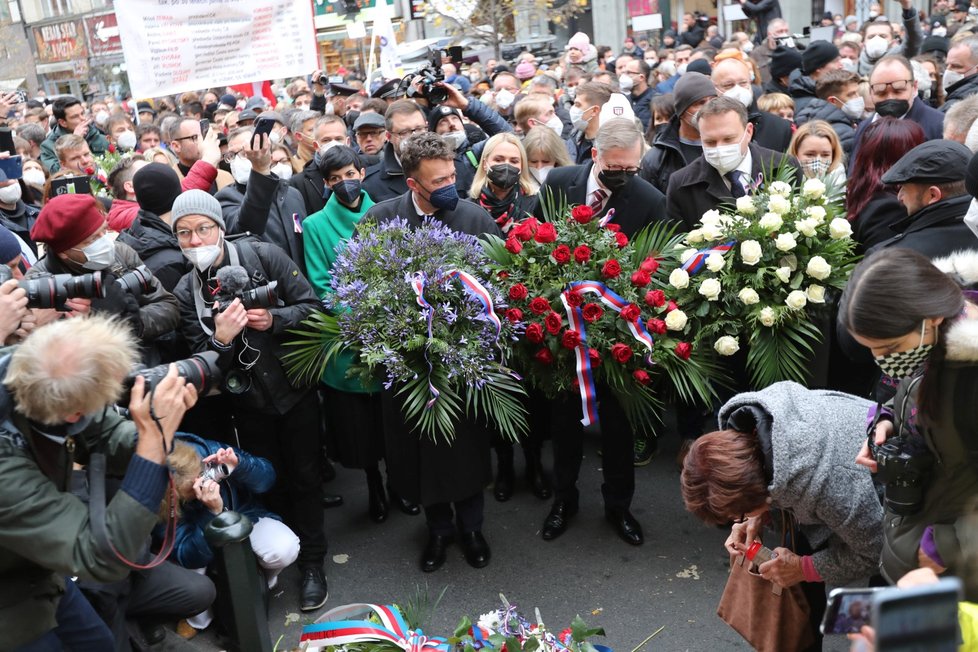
870, 139, 978, 256
795, 70, 862, 157
787, 40, 844, 116
666, 96, 799, 230
941, 37, 978, 113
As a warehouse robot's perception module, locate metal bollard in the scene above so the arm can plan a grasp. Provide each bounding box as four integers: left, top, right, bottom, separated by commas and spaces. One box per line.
204, 511, 273, 652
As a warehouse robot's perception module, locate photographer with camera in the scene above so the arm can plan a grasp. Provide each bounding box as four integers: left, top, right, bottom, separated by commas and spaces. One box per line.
169, 189, 329, 611
0, 316, 199, 649
841, 248, 978, 587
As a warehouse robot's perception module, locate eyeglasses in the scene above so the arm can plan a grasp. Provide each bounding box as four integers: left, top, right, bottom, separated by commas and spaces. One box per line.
175, 224, 218, 242
601, 164, 640, 174
869, 79, 913, 94
173, 134, 200, 143
716, 80, 751, 92
393, 126, 427, 138
222, 149, 245, 163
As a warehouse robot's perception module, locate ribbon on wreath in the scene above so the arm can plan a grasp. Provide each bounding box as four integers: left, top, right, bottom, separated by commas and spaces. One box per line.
410, 269, 503, 408
300, 603, 450, 652
561, 280, 657, 427
680, 240, 736, 274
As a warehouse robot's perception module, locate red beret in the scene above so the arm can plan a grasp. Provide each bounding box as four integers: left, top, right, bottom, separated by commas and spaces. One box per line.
31, 194, 105, 253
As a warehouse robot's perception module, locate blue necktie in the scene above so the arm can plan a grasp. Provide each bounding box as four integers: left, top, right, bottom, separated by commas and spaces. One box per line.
726, 170, 746, 198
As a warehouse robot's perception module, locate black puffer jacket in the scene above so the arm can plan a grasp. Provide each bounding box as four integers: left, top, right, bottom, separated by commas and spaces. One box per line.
941, 72, 978, 113
794, 99, 857, 156
117, 209, 189, 292
788, 71, 818, 115
639, 116, 691, 194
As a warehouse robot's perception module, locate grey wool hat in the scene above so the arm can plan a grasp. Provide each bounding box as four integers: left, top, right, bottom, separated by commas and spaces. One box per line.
170, 189, 226, 232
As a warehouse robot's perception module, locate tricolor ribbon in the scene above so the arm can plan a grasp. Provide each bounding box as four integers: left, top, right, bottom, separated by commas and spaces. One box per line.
681, 240, 736, 274
561, 280, 658, 427
300, 603, 450, 652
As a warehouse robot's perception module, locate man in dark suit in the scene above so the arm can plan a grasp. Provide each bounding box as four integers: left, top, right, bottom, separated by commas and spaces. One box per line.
666, 96, 799, 229
533, 118, 668, 547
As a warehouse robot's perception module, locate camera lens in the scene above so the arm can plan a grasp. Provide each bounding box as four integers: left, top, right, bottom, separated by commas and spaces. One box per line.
116, 265, 153, 296
239, 281, 278, 310
22, 277, 61, 310
223, 369, 251, 395
62, 272, 107, 300
119, 351, 222, 405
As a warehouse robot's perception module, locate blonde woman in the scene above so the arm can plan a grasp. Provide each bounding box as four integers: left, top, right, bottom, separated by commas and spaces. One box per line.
522, 126, 572, 186
468, 132, 539, 233
788, 119, 846, 187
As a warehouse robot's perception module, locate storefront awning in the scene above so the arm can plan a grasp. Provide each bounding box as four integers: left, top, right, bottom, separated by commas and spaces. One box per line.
0, 78, 26, 88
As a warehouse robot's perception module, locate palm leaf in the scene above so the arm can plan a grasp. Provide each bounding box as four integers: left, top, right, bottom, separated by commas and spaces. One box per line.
480, 233, 513, 265
628, 220, 684, 265
745, 318, 822, 387
601, 368, 664, 436
465, 369, 529, 443
538, 185, 569, 222
282, 310, 347, 385
397, 366, 464, 445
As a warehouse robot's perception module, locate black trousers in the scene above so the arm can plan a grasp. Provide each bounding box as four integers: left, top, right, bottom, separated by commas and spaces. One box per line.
423, 492, 485, 536
233, 391, 327, 569
552, 390, 634, 511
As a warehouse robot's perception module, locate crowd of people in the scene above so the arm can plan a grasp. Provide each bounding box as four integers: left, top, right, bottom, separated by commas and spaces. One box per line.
3, 1, 978, 649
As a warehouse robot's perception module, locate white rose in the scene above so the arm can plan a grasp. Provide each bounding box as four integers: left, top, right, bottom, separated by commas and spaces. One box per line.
680, 248, 698, 264
701, 223, 723, 241
698, 277, 722, 301
805, 284, 826, 304
740, 240, 763, 266
775, 232, 797, 251
805, 205, 827, 223
669, 268, 690, 289
828, 217, 853, 240
665, 309, 688, 331
767, 194, 791, 215
686, 229, 704, 245
775, 266, 792, 283
736, 195, 756, 215
795, 218, 817, 238
701, 209, 722, 226
705, 252, 726, 272
806, 255, 832, 280
785, 290, 808, 310
714, 336, 740, 356
758, 212, 783, 232
802, 177, 826, 200
758, 306, 777, 327
738, 287, 760, 305
769, 181, 792, 196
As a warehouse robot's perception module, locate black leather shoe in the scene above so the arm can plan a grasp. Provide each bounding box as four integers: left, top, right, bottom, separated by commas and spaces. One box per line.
322, 493, 344, 509
541, 501, 577, 540
367, 475, 388, 523
300, 567, 329, 611
459, 531, 491, 568
493, 464, 514, 502
605, 508, 644, 546
421, 534, 453, 572
388, 484, 421, 516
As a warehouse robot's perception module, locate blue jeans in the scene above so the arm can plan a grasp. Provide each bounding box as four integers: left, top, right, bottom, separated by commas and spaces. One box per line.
14, 578, 115, 651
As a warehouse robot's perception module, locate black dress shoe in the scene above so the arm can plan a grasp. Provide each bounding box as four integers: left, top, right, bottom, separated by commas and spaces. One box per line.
388, 484, 421, 515
541, 501, 577, 540
300, 567, 329, 611
459, 531, 491, 568
493, 465, 514, 502
367, 474, 388, 523
421, 534, 453, 572
605, 508, 644, 546
322, 493, 344, 509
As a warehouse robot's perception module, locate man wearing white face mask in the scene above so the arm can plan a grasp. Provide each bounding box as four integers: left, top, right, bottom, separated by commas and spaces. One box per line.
27, 194, 179, 348
565, 81, 612, 164
794, 70, 862, 157
711, 58, 793, 153
858, 5, 923, 77
666, 96, 800, 229
940, 38, 978, 113
622, 58, 654, 130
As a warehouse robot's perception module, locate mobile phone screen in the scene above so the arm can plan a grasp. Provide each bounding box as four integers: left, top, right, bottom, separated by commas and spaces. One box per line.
50, 175, 92, 196
821, 588, 880, 635
874, 579, 961, 652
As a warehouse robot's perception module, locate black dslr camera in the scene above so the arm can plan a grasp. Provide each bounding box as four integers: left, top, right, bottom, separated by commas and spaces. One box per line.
403, 50, 448, 105
869, 435, 934, 515
0, 266, 106, 310
119, 351, 222, 405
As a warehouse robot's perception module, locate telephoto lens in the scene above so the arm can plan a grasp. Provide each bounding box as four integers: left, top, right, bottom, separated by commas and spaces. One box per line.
118, 351, 223, 405
238, 280, 279, 310
19, 272, 106, 310
115, 265, 153, 296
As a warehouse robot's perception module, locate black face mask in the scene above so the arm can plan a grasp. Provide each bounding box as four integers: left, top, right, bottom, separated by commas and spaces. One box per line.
875, 98, 910, 117
487, 164, 520, 190
331, 179, 362, 206
598, 168, 635, 191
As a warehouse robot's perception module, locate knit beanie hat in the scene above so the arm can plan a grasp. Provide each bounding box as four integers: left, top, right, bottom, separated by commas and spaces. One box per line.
770, 46, 803, 80
515, 61, 537, 80
567, 32, 590, 52
687, 59, 713, 76
31, 194, 105, 254
673, 72, 717, 117
428, 105, 464, 133
802, 40, 840, 75
133, 163, 182, 217
170, 189, 226, 231
0, 225, 22, 263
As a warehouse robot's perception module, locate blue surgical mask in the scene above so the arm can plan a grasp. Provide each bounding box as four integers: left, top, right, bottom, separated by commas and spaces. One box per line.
417, 181, 459, 212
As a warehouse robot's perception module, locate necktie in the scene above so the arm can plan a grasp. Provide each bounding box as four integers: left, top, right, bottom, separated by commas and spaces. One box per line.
726, 170, 746, 198
589, 188, 607, 213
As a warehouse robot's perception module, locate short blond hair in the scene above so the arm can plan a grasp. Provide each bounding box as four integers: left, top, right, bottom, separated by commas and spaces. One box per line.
5, 316, 138, 425
757, 92, 795, 114
54, 133, 88, 165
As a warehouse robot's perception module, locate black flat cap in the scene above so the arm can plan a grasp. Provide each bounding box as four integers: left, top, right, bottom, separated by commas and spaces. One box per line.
966, 151, 978, 198
882, 139, 973, 185
371, 78, 402, 99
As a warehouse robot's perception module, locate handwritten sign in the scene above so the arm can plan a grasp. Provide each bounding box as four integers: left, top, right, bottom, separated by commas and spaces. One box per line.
117, 0, 318, 99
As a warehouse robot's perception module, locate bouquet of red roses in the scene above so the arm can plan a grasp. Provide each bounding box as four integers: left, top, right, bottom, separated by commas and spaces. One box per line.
482, 192, 722, 433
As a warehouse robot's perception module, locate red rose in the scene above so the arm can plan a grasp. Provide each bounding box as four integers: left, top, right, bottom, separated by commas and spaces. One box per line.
675, 342, 693, 360
571, 205, 594, 224
614, 232, 629, 248
582, 302, 604, 323
534, 222, 558, 243
573, 245, 591, 264
605, 223, 621, 232
544, 311, 563, 334
525, 323, 545, 343
84, 166, 96, 176
529, 296, 551, 314
630, 270, 651, 287
505, 237, 523, 254
497, 270, 510, 280
509, 283, 528, 301
535, 348, 554, 364
561, 329, 582, 349
505, 308, 523, 323
565, 290, 584, 307
667, 300, 678, 312
551, 244, 571, 264
601, 259, 622, 278
640, 257, 660, 274
512, 220, 536, 242
611, 342, 633, 364
107, 143, 116, 153
645, 289, 666, 307
588, 347, 602, 367
647, 318, 667, 335
620, 303, 641, 322
633, 369, 651, 385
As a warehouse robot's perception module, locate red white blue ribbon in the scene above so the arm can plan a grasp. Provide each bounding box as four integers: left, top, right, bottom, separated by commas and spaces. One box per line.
681, 240, 735, 274
300, 603, 450, 652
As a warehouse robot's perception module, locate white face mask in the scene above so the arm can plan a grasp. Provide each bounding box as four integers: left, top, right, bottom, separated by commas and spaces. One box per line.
569, 106, 590, 131
841, 95, 866, 119
932, 26, 948, 37
22, 168, 46, 189
94, 110, 109, 127
183, 233, 223, 272
443, 130, 467, 150
677, 63, 688, 75
76, 234, 115, 271
965, 198, 978, 239
943, 67, 970, 92
742, 42, 754, 54
869, 9, 879, 18
495, 89, 516, 110
618, 74, 635, 92
116, 130, 137, 151
703, 129, 749, 175
840, 57, 858, 73
324, 102, 335, 116
529, 166, 553, 184
723, 85, 754, 108
230, 156, 252, 185
269, 130, 283, 145
271, 162, 293, 180
0, 182, 22, 205
865, 35, 889, 59
544, 114, 564, 136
